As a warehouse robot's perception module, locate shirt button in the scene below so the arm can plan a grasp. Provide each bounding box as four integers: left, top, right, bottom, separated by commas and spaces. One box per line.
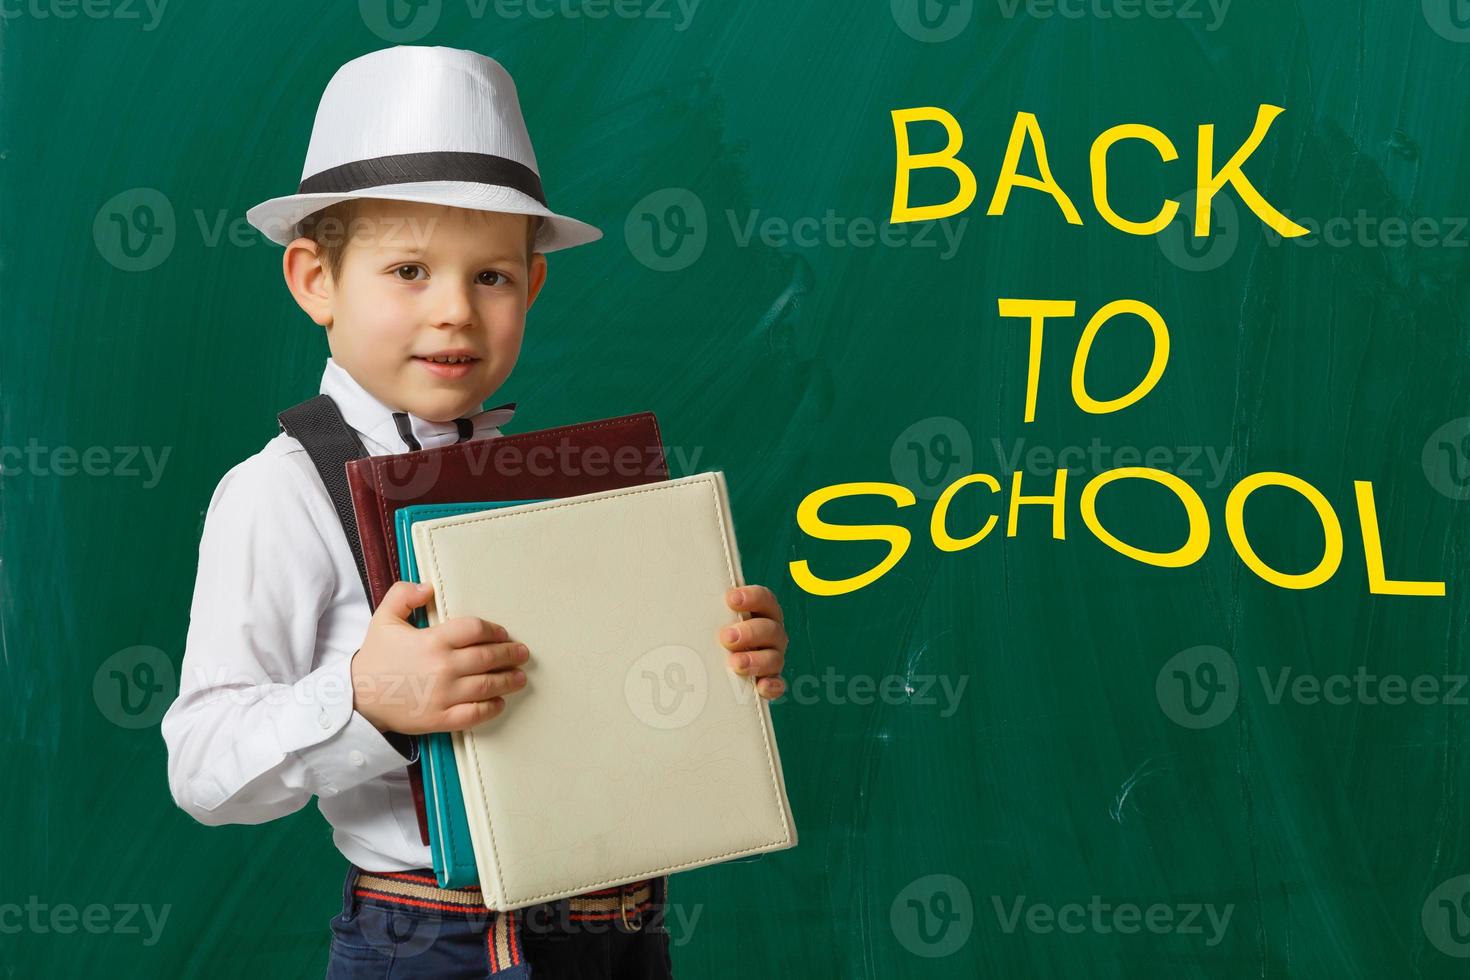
317, 710, 332, 730
349, 750, 366, 768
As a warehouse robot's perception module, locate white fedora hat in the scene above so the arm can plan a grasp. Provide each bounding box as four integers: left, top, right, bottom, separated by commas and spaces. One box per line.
246, 45, 602, 253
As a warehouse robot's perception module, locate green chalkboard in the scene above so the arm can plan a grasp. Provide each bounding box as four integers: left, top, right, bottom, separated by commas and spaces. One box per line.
4, 1, 1469, 977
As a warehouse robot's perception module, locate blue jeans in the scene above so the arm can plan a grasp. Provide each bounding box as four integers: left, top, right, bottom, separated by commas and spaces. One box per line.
324, 865, 675, 979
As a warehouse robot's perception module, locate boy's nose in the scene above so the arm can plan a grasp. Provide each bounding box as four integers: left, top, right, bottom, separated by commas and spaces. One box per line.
428, 280, 476, 328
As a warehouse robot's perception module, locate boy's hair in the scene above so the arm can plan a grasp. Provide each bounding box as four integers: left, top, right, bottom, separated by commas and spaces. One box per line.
295, 200, 543, 283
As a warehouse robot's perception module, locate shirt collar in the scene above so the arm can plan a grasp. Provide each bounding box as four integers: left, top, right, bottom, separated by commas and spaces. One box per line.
318, 357, 516, 456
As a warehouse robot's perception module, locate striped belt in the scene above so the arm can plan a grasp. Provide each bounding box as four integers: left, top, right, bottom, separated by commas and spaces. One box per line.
353, 870, 661, 931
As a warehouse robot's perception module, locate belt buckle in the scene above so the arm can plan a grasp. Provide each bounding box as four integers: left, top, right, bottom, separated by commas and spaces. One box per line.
619, 883, 643, 931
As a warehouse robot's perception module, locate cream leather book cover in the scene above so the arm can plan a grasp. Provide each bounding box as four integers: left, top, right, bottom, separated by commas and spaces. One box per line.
410, 471, 798, 911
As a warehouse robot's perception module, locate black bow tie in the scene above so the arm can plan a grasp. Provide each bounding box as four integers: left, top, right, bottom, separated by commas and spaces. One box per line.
390, 402, 516, 452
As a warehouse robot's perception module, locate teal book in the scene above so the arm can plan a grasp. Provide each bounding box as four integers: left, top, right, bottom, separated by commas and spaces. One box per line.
395, 499, 543, 889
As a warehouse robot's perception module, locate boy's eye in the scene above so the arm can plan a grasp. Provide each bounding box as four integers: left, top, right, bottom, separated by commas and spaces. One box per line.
478, 270, 507, 286
394, 264, 426, 281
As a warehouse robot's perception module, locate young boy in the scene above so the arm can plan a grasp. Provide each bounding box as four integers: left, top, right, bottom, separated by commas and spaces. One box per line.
161, 45, 789, 979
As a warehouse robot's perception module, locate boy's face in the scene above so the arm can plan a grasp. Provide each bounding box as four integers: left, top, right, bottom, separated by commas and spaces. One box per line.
284, 199, 547, 422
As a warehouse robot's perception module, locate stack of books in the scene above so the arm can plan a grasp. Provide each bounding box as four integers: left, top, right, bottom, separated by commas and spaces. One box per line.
346, 413, 797, 910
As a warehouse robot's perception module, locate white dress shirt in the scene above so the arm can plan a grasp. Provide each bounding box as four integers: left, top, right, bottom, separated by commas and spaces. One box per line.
161, 357, 516, 871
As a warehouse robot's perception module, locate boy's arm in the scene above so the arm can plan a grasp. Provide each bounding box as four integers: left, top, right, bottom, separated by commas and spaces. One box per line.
161, 449, 412, 827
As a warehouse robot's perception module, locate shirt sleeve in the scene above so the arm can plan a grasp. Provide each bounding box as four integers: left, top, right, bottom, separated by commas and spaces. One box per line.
160, 446, 413, 827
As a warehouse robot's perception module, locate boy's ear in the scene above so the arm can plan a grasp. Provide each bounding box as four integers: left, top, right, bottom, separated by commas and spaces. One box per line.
282, 237, 334, 328
525, 252, 549, 311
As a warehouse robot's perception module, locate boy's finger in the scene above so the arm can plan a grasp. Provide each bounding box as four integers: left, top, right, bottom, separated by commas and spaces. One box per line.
436, 615, 508, 648
450, 641, 530, 677
374, 580, 433, 623
450, 668, 528, 704
756, 676, 786, 700
728, 647, 783, 677
440, 697, 506, 731
719, 617, 786, 651
727, 585, 782, 623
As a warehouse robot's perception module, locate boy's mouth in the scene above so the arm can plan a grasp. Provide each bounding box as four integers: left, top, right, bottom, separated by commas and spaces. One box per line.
413, 351, 481, 380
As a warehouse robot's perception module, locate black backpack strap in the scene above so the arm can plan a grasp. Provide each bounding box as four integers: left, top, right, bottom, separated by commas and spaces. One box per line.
277, 394, 374, 603
278, 392, 419, 766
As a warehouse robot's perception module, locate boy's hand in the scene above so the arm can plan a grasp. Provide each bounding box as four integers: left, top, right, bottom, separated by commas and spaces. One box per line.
719, 585, 787, 700
351, 580, 530, 735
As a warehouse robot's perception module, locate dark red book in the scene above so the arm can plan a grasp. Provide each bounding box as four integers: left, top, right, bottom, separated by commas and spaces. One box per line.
345, 411, 669, 842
